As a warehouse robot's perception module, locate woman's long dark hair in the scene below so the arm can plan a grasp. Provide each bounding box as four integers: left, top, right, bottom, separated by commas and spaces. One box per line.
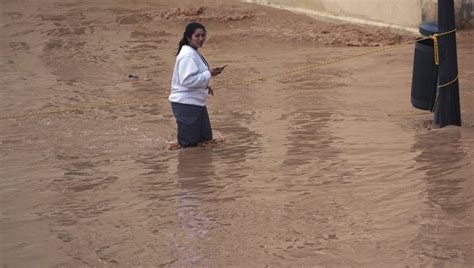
176, 22, 206, 55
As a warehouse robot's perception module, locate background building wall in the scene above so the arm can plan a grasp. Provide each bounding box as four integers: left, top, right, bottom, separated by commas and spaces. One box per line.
247, 0, 473, 32
422, 0, 474, 28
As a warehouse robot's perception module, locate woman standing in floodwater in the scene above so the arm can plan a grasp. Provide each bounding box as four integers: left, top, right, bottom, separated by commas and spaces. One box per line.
169, 22, 227, 148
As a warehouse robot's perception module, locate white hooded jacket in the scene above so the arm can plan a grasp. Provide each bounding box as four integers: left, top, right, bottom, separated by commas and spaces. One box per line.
169, 45, 211, 107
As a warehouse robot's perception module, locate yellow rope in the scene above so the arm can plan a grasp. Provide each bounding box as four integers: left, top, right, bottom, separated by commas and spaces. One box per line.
430, 28, 457, 65
0, 29, 459, 120
214, 38, 422, 90
1, 97, 162, 120
432, 34, 439, 65
438, 74, 459, 88
425, 29, 458, 113
430, 74, 460, 113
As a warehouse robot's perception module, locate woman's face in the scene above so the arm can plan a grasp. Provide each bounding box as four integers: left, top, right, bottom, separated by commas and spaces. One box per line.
188, 28, 206, 49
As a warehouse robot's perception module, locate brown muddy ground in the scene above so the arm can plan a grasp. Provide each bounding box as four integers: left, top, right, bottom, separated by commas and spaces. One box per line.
1, 0, 473, 267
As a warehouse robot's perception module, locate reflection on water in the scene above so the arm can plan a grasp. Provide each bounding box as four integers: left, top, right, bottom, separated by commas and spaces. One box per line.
412, 128, 473, 266
174, 149, 216, 265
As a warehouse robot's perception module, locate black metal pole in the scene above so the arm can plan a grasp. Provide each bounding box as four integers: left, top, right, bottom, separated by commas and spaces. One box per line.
434, 0, 461, 127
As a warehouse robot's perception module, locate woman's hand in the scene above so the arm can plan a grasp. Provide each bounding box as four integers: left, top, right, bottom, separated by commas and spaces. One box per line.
208, 86, 214, 96
210, 65, 228, 76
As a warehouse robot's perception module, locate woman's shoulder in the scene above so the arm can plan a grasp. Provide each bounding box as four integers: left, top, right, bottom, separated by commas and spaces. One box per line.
178, 45, 196, 57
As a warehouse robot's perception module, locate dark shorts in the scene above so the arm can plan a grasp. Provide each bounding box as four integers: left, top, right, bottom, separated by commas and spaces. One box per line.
171, 102, 212, 147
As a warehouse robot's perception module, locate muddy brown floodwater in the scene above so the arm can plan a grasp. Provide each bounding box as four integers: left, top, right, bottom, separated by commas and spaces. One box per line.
1, 0, 473, 267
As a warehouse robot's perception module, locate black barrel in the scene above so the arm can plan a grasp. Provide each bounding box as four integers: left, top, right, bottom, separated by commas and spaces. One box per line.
410, 22, 439, 111
419, 22, 438, 37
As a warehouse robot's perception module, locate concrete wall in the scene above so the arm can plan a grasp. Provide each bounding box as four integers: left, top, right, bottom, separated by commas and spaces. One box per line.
422, 0, 473, 28
246, 0, 473, 32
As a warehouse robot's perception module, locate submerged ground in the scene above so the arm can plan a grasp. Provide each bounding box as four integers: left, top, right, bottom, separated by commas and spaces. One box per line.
1, 0, 473, 267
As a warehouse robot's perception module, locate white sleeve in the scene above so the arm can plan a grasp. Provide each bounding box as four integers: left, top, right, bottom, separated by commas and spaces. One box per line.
177, 57, 211, 88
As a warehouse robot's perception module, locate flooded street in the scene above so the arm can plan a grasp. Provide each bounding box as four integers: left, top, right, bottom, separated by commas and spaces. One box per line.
1, 0, 473, 267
